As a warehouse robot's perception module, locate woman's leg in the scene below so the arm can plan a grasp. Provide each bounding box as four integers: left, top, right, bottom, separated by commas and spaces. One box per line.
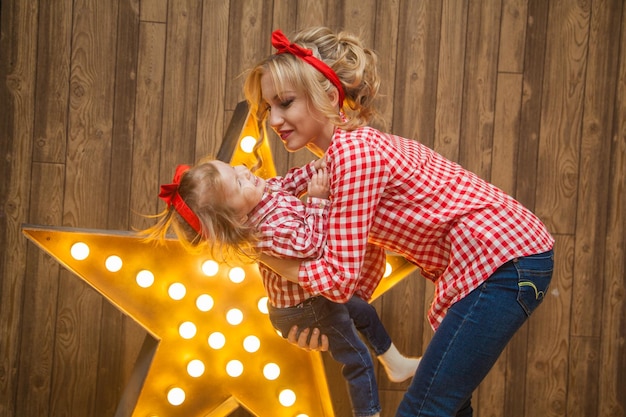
395, 250, 553, 417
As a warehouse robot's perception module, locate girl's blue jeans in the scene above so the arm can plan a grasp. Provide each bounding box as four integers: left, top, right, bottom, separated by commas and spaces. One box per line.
269, 295, 391, 416
396, 249, 554, 417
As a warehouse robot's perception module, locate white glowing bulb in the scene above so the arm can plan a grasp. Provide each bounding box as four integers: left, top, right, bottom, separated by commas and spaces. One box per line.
105, 255, 123, 272
202, 260, 219, 276
243, 335, 260, 353
278, 389, 296, 407
296, 414, 310, 417
384, 262, 392, 278
167, 387, 185, 406
136, 270, 154, 288
208, 332, 226, 349
196, 294, 214, 312
168, 282, 186, 300
226, 360, 244, 377
70, 242, 89, 260
263, 363, 280, 380
257, 297, 269, 314
240, 135, 257, 153
228, 267, 245, 283
226, 308, 243, 325
179, 321, 197, 339
187, 359, 205, 377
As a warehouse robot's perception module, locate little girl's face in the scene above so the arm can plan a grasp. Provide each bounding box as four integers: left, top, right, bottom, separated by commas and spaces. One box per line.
212, 161, 266, 218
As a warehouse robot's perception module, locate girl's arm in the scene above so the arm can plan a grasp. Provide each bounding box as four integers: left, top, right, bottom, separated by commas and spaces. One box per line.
260, 168, 330, 259
278, 159, 322, 197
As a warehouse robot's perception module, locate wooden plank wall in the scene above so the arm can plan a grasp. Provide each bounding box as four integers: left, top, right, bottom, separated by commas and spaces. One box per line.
1, 0, 624, 416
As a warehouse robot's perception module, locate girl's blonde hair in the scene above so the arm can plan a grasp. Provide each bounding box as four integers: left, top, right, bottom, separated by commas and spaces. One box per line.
142, 157, 259, 262
244, 26, 381, 133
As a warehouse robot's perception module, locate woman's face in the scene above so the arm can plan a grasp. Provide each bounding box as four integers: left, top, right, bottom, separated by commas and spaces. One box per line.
261, 72, 333, 156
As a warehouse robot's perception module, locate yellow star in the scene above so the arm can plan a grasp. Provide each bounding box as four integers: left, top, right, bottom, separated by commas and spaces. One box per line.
22, 104, 417, 416
23, 225, 340, 416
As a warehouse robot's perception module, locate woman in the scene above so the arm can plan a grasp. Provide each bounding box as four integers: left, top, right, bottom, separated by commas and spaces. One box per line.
243, 27, 555, 417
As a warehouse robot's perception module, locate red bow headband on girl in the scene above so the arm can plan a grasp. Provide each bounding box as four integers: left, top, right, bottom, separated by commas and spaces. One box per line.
271, 29, 345, 108
159, 165, 203, 235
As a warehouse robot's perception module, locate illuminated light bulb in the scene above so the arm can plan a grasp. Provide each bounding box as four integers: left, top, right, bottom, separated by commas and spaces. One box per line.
202, 260, 219, 276
226, 360, 244, 377
239, 135, 257, 153
136, 270, 154, 288
243, 335, 260, 353
279, 389, 296, 407
226, 308, 243, 325
228, 267, 245, 283
105, 255, 123, 272
70, 242, 89, 260
167, 387, 185, 406
196, 294, 214, 312
296, 414, 310, 417
187, 359, 205, 377
208, 332, 226, 349
263, 363, 280, 380
384, 262, 392, 278
179, 321, 197, 339
168, 282, 186, 300
257, 297, 269, 314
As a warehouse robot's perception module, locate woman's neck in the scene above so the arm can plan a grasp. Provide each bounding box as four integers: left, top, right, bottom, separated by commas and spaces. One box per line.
306, 125, 336, 157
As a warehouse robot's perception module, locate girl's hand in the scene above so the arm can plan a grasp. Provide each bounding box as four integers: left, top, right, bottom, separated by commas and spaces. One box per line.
312, 156, 327, 171
307, 169, 330, 200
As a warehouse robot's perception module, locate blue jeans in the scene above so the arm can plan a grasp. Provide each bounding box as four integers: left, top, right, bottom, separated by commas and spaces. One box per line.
269, 296, 391, 416
396, 250, 554, 417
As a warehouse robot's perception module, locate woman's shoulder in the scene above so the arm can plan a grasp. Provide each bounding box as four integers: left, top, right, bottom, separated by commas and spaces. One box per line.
333, 125, 385, 145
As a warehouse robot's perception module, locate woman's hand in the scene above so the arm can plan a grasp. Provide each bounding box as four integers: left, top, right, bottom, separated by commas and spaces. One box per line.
287, 325, 329, 352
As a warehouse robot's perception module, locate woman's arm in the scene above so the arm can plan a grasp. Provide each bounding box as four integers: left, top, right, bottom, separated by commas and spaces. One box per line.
298, 134, 389, 301
258, 254, 301, 283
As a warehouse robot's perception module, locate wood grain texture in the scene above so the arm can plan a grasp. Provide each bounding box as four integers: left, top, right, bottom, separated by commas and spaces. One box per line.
15, 163, 64, 417
0, 1, 38, 416
1, 1, 625, 416
535, 0, 590, 234
32, 0, 72, 164
434, 0, 468, 162
459, 0, 501, 180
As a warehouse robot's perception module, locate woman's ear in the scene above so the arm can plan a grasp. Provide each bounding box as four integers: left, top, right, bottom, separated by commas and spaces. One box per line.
328, 88, 340, 108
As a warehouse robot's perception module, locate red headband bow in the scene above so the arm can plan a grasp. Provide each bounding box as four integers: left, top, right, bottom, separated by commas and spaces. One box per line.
159, 165, 202, 235
271, 29, 345, 108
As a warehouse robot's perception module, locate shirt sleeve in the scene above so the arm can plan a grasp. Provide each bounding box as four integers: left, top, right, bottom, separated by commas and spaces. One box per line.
298, 134, 389, 301
279, 160, 317, 198
259, 196, 330, 260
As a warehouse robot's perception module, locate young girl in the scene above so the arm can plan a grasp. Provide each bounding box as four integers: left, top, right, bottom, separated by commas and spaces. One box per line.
243, 27, 555, 417
145, 157, 420, 417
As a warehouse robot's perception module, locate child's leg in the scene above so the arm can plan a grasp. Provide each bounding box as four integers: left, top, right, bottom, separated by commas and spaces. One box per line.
268, 298, 382, 417
345, 296, 421, 383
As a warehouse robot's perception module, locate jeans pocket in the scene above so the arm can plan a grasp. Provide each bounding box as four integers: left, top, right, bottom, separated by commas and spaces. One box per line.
515, 251, 554, 316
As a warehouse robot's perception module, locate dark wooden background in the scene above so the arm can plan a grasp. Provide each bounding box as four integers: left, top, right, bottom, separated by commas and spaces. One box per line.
1, 0, 624, 416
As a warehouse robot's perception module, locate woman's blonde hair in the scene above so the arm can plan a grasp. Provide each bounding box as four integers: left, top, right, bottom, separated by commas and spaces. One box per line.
244, 26, 381, 133
142, 157, 259, 262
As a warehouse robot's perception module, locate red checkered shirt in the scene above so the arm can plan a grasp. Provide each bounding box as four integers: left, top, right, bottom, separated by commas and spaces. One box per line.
289, 126, 554, 330
249, 165, 387, 308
